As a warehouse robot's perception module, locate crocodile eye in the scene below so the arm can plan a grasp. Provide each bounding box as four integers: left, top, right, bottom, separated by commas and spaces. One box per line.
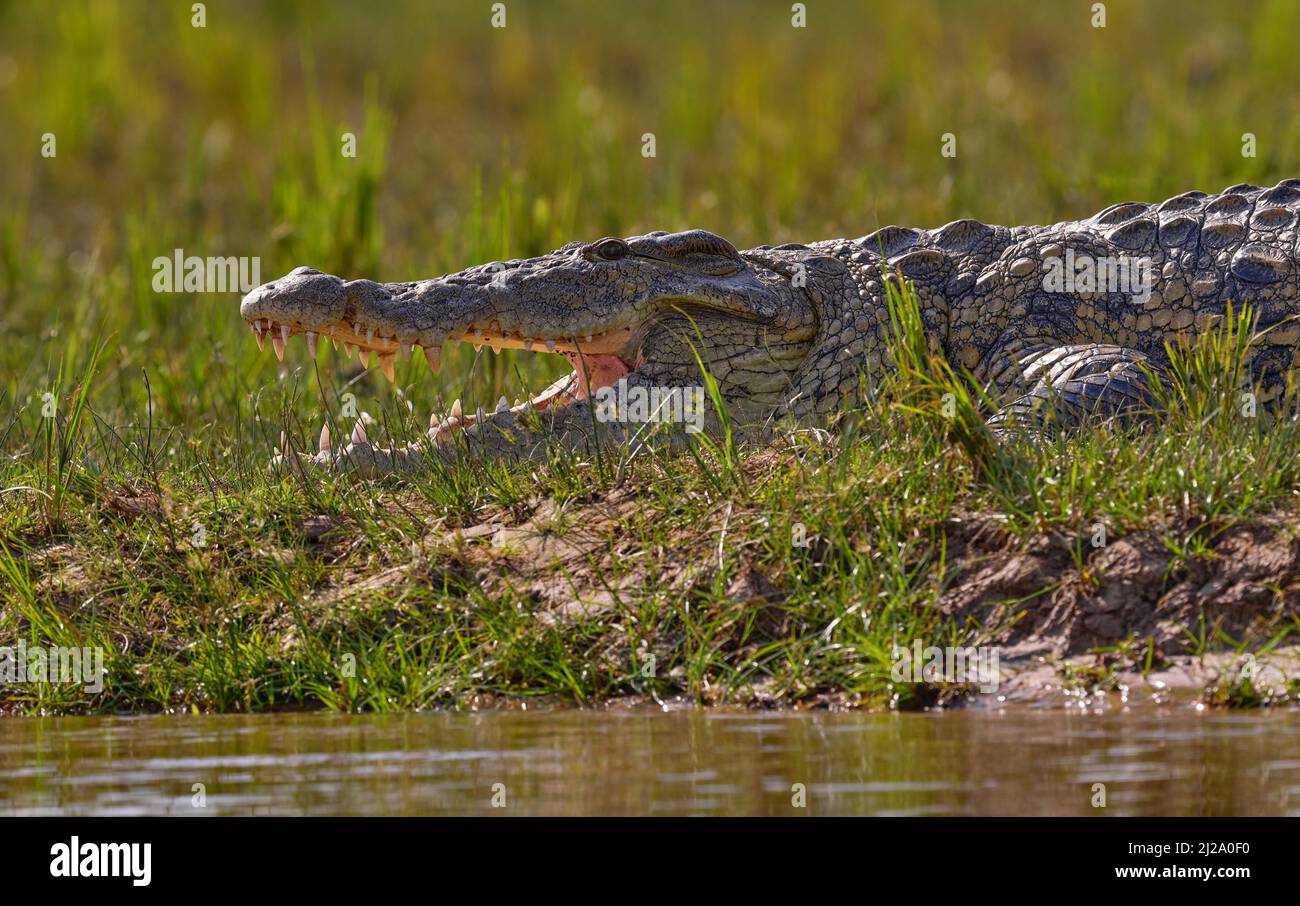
594, 238, 630, 261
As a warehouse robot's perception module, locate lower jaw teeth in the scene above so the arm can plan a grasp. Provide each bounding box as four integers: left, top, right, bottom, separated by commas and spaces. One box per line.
252, 325, 622, 433
426, 372, 585, 436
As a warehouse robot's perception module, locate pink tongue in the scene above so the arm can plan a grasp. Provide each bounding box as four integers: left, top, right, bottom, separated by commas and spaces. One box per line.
564, 352, 632, 399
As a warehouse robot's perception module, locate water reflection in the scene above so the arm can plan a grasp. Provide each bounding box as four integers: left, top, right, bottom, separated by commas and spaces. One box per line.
0, 710, 1296, 816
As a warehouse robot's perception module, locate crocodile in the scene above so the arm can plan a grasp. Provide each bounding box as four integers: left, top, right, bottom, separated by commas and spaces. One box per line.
240, 179, 1300, 475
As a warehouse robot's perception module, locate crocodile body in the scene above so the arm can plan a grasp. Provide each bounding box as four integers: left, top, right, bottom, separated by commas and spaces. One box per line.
240, 179, 1300, 474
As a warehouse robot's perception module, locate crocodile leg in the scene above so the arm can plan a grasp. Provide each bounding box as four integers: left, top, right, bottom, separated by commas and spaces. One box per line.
986, 344, 1162, 437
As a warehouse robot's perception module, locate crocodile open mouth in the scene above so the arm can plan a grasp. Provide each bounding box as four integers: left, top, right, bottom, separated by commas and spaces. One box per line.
245, 315, 635, 429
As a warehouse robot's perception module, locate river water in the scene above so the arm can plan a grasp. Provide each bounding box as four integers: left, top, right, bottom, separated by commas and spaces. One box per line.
2, 709, 1298, 816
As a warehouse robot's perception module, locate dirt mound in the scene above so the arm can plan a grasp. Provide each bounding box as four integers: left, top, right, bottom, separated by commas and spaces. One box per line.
941, 516, 1300, 656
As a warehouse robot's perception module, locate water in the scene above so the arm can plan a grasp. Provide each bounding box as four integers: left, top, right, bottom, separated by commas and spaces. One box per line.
2, 709, 1298, 816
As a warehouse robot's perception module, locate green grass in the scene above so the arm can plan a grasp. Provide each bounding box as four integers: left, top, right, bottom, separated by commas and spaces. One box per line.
3, 0, 1300, 714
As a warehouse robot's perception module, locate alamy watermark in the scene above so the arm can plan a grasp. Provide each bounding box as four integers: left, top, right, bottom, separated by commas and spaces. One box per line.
592, 381, 705, 433
1042, 248, 1152, 306
152, 248, 261, 293
891, 639, 1000, 693
1, 640, 105, 693
50, 836, 150, 886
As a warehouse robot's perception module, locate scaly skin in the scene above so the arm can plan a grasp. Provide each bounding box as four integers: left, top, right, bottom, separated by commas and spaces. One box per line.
240, 180, 1300, 474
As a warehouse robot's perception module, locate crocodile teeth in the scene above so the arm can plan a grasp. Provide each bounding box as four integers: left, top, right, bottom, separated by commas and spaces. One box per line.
253, 325, 265, 351
400, 342, 411, 357
545, 339, 556, 352
473, 343, 482, 353
432, 414, 460, 437
331, 336, 338, 351
319, 423, 331, 453
272, 333, 285, 361
492, 345, 501, 355
585, 335, 593, 343
423, 345, 441, 372
306, 331, 318, 357
379, 354, 396, 383
354, 322, 362, 335
450, 398, 462, 419
366, 327, 374, 344
344, 343, 356, 360
496, 396, 510, 413
524, 338, 535, 351
351, 420, 367, 445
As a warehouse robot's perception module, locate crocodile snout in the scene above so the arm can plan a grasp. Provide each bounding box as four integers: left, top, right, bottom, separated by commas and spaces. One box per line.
240, 266, 348, 329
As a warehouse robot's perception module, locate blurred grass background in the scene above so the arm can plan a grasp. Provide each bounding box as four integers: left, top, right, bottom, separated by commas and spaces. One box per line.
3, 0, 1300, 447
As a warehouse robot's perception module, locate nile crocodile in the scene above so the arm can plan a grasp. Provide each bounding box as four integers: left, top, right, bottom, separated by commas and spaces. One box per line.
240, 179, 1300, 475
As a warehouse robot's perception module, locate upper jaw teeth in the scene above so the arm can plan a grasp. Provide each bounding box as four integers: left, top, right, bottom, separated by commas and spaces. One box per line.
450, 327, 632, 356
249, 317, 633, 365
246, 319, 627, 402
250, 318, 435, 376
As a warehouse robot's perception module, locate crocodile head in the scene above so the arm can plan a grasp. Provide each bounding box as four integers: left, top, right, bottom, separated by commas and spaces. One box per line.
240, 230, 818, 456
